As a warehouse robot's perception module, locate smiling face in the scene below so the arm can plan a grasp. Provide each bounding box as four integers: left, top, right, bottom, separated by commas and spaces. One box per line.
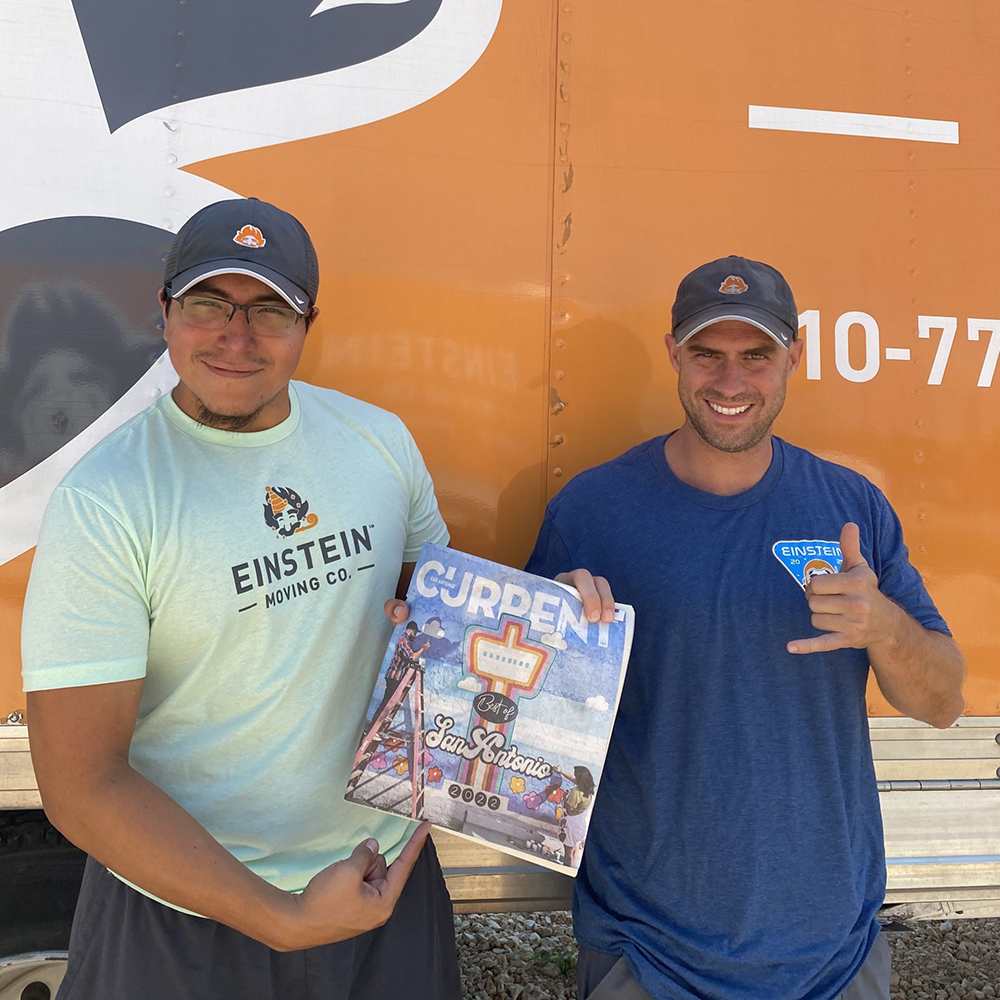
160, 272, 316, 432
666, 320, 804, 454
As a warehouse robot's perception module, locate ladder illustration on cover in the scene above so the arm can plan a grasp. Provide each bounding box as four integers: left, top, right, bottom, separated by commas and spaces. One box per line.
346, 663, 427, 819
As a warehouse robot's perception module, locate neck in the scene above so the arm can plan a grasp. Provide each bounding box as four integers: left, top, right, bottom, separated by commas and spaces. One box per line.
663, 422, 774, 496
171, 382, 291, 433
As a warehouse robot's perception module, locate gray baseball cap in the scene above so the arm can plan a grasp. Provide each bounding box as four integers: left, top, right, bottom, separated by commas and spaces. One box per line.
671, 255, 798, 348
163, 198, 319, 313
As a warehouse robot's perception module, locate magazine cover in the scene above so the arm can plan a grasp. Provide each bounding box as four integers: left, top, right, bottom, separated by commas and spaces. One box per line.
345, 542, 634, 875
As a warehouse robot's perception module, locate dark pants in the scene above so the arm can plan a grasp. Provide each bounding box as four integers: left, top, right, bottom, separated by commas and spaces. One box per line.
57, 840, 461, 1000
577, 932, 891, 1000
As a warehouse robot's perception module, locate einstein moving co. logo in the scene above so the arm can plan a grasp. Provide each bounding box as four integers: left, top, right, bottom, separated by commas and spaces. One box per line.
263, 485, 318, 538
234, 225, 266, 248
772, 539, 843, 590
719, 275, 748, 294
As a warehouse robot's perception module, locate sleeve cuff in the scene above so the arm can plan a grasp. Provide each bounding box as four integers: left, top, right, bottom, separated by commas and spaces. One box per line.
21, 659, 148, 693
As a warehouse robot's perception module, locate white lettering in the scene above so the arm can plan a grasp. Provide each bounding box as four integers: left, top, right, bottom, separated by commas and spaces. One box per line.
498, 583, 532, 618
467, 575, 502, 619
557, 599, 589, 644
415, 559, 445, 598
440, 571, 474, 608
529, 592, 561, 633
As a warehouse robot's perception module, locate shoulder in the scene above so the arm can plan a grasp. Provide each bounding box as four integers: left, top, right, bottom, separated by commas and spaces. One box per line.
777, 438, 883, 493
547, 437, 662, 520
776, 438, 892, 515
293, 382, 427, 487
294, 381, 412, 443
57, 401, 166, 500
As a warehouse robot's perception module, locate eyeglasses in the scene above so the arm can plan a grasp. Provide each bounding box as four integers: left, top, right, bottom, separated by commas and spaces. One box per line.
170, 293, 306, 337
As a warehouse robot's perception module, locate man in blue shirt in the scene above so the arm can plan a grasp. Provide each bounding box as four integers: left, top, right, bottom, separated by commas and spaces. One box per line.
526, 256, 965, 1000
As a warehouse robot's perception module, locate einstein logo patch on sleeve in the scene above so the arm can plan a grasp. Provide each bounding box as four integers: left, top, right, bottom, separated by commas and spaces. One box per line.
772, 539, 844, 590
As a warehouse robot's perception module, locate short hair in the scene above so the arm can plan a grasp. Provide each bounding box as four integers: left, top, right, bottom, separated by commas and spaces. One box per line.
405, 621, 419, 632
574, 766, 596, 795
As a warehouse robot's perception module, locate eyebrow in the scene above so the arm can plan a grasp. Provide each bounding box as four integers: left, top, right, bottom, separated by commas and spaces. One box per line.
189, 282, 287, 304
686, 342, 778, 357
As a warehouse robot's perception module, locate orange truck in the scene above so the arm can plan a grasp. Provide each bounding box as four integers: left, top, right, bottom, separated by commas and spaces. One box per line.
1, 0, 998, 992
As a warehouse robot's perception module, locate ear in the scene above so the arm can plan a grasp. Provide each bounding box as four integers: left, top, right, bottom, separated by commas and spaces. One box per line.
786, 338, 805, 377
665, 333, 682, 374
157, 288, 170, 343
304, 305, 319, 333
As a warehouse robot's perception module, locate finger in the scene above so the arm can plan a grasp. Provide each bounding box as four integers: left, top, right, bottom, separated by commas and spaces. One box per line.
839, 522, 866, 571
787, 633, 851, 655
383, 599, 410, 623
593, 576, 616, 623
806, 594, 852, 615
806, 573, 847, 597
383, 823, 431, 900
810, 613, 847, 633
559, 570, 602, 623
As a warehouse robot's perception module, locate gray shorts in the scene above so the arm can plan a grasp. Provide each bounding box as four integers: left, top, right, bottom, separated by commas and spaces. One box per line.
56, 840, 461, 1000
577, 931, 891, 1000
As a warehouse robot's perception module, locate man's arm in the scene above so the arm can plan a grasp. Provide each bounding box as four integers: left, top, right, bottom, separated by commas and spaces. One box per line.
787, 523, 965, 728
865, 609, 965, 729
28, 680, 429, 950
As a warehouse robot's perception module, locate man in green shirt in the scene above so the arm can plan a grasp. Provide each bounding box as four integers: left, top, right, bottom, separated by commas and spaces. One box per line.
22, 198, 460, 999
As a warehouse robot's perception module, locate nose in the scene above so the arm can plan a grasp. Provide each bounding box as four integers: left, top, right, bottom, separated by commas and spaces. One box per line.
216, 308, 257, 346
711, 358, 749, 396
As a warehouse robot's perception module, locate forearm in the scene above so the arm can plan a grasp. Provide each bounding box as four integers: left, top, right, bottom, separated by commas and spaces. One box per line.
43, 760, 292, 947
868, 601, 965, 728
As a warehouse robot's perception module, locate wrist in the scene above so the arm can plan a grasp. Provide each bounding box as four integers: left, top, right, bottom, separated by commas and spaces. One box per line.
867, 594, 904, 654
243, 881, 303, 951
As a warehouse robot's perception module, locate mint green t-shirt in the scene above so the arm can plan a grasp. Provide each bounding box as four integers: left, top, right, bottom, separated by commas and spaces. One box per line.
21, 381, 449, 909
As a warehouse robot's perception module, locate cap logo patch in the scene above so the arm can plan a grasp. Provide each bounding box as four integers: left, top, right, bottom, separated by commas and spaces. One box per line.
233, 225, 266, 249
719, 275, 748, 294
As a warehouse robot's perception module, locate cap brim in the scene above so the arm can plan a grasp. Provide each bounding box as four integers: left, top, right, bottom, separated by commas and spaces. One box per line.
673, 303, 795, 348
165, 260, 310, 313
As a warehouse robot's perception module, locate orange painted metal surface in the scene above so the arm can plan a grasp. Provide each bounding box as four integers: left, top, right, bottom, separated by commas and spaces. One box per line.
546, 0, 1000, 716
2, 0, 998, 719
186, 0, 557, 569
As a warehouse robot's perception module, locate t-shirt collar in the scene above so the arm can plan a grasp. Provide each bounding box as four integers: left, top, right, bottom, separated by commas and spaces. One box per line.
649, 432, 785, 510
161, 381, 301, 447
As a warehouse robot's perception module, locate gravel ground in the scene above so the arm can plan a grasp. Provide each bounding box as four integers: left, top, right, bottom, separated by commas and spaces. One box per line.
455, 913, 1000, 1000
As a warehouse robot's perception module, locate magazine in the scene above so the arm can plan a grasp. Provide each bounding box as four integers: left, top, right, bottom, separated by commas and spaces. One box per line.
345, 543, 635, 875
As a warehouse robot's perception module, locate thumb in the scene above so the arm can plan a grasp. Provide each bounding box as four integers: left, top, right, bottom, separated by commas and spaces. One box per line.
384, 599, 409, 623
347, 838, 380, 877
839, 522, 866, 571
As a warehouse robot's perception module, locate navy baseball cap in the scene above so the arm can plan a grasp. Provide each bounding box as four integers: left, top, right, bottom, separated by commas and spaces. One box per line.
163, 198, 319, 313
671, 255, 798, 348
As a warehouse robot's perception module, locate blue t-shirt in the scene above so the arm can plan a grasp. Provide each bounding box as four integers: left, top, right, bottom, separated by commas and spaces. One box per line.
525, 435, 950, 1000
